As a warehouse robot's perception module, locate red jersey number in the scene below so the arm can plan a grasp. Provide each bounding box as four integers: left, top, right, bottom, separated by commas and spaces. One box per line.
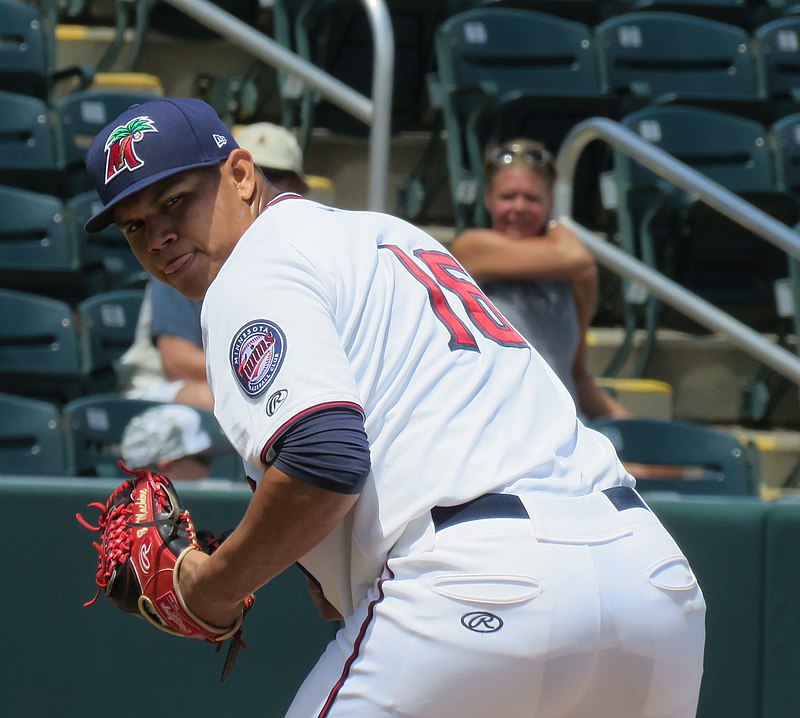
381, 245, 527, 351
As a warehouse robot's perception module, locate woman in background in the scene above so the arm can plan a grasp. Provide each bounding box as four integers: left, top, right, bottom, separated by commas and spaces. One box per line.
450, 138, 629, 420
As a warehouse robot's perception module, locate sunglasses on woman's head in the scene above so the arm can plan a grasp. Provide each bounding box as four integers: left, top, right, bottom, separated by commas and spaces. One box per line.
488, 144, 552, 168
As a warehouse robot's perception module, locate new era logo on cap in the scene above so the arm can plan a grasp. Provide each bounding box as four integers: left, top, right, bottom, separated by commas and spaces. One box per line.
84, 98, 239, 234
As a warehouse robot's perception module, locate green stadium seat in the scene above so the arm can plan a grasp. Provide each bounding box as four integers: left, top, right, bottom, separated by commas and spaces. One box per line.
0, 89, 62, 194
77, 289, 145, 393
595, 11, 771, 121
754, 15, 800, 117
608, 104, 800, 376
0, 288, 84, 404
0, 391, 69, 476
0, 185, 84, 300
0, 0, 49, 99
64, 394, 243, 480
435, 7, 618, 229
588, 416, 761, 495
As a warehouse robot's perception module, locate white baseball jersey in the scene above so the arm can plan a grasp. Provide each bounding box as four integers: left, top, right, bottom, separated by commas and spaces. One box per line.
202, 195, 633, 615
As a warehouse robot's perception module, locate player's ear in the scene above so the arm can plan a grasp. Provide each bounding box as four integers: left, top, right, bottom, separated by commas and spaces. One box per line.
226, 148, 258, 201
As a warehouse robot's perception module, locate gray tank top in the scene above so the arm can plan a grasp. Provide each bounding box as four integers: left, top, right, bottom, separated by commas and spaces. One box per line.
484, 279, 581, 408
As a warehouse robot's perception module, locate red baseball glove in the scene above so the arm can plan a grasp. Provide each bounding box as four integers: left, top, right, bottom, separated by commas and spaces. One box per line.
77, 464, 254, 681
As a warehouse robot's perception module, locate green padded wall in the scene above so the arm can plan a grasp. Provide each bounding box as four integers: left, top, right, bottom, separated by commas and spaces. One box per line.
649, 497, 767, 718
4, 477, 337, 717
762, 502, 800, 718
4, 478, 790, 718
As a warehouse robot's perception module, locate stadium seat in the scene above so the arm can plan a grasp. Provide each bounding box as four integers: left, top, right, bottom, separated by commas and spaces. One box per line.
434, 7, 618, 229
444, 0, 609, 25
754, 15, 800, 117
615, 0, 756, 28
595, 11, 771, 121
64, 394, 242, 479
0, 184, 85, 300
0, 288, 84, 404
77, 289, 145, 393
609, 104, 800, 376
0, 89, 62, 194
65, 190, 147, 292
64, 394, 164, 477
0, 391, 69, 476
0, 0, 49, 99
275, 0, 449, 149
588, 416, 761, 495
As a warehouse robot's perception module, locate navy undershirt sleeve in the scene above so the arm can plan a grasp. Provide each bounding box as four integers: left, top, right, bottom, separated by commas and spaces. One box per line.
271, 407, 371, 494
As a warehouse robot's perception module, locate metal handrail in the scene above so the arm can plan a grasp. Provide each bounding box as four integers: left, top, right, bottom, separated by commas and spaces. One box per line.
553, 117, 800, 387
163, 0, 393, 211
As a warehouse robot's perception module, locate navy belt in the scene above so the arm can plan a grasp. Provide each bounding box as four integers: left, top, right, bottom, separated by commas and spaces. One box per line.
431, 486, 648, 532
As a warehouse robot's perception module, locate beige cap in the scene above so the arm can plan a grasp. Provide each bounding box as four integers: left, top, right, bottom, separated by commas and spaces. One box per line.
121, 404, 214, 470
234, 122, 309, 192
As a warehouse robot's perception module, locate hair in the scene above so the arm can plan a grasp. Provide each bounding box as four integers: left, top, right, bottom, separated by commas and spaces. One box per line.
483, 138, 557, 192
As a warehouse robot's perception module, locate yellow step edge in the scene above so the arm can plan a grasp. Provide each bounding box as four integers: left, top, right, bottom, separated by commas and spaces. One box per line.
91, 72, 165, 94
307, 175, 336, 191
596, 377, 673, 395
56, 24, 90, 41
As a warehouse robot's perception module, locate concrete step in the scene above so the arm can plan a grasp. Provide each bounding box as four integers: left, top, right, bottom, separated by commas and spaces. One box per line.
586, 326, 800, 427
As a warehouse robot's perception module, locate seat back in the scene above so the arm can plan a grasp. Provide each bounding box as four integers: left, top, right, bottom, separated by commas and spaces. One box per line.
618, 0, 754, 28
0, 392, 68, 475
64, 394, 242, 479
0, 185, 78, 279
615, 104, 798, 328
435, 7, 610, 228
620, 104, 775, 191
596, 11, 759, 103
0, 0, 49, 99
755, 16, 800, 111
0, 288, 84, 403
446, 0, 606, 25
65, 190, 147, 291
78, 290, 145, 393
0, 89, 61, 193
588, 417, 760, 496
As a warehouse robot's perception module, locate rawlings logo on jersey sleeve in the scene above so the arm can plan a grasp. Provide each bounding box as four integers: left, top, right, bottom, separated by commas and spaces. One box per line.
229, 320, 286, 397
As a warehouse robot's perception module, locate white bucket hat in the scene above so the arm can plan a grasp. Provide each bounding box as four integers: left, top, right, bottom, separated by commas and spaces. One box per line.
121, 404, 214, 469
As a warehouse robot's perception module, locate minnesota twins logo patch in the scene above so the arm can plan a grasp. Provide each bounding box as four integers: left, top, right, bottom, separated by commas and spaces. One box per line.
230, 320, 286, 398
104, 115, 158, 184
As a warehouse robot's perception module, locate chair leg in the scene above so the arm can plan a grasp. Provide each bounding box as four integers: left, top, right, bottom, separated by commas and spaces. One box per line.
396, 128, 447, 223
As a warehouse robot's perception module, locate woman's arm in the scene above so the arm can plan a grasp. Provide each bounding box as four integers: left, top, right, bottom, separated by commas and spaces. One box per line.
450, 221, 595, 284
570, 267, 631, 420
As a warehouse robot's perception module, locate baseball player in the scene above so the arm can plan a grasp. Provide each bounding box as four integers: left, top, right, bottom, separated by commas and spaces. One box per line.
84, 98, 705, 717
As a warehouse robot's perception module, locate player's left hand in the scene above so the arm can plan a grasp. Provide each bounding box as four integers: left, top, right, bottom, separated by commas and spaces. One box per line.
76, 464, 254, 680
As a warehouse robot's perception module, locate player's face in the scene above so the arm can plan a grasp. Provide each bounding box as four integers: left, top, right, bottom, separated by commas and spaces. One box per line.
114, 164, 247, 300
484, 165, 553, 239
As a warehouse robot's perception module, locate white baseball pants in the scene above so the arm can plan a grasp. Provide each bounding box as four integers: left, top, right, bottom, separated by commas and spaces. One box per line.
286, 487, 706, 718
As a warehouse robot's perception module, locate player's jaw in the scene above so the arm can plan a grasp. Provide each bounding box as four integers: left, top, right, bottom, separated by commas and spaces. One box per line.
114, 166, 235, 299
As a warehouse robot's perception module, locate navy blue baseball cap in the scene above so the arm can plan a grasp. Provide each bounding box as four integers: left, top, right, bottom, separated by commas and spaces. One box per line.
84, 97, 239, 233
